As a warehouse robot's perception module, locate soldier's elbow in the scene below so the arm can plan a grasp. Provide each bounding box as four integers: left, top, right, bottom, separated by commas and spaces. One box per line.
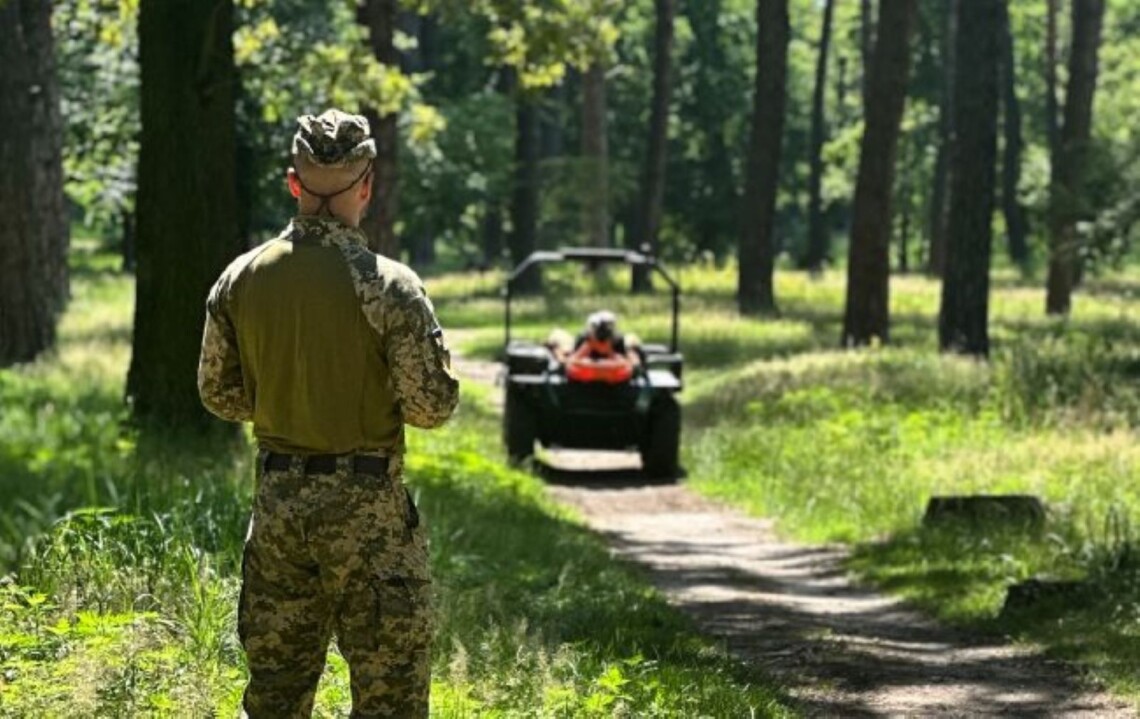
406, 384, 459, 429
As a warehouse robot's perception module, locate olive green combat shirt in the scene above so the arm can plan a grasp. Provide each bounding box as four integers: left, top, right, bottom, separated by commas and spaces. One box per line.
197, 215, 459, 455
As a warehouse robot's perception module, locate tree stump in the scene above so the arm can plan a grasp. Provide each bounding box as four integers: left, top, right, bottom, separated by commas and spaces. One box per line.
922, 495, 1046, 529
1001, 577, 1091, 617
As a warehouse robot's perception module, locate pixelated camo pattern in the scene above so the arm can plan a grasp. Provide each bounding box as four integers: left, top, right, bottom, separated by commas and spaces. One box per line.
199, 260, 257, 423
292, 109, 378, 168
240, 455, 431, 717
198, 216, 459, 432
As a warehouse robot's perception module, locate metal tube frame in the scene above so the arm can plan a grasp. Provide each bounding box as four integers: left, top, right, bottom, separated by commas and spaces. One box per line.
504, 249, 681, 354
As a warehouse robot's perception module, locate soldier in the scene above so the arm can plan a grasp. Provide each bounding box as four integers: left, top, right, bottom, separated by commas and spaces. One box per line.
197, 109, 459, 718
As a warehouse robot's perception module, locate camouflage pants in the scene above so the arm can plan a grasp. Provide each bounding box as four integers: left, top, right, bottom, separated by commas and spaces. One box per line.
239, 452, 432, 718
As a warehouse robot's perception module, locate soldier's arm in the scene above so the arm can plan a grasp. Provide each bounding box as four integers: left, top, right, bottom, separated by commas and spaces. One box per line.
197, 282, 253, 423
385, 291, 459, 429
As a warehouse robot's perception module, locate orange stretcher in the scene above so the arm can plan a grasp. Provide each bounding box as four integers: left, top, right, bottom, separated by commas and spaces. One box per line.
565, 358, 634, 384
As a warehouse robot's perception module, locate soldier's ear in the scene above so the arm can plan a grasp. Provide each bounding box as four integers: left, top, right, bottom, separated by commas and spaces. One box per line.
359, 170, 374, 203
286, 168, 302, 199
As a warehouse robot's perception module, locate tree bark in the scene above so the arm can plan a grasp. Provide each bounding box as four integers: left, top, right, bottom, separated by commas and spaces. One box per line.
939, 0, 1001, 357
1045, 0, 1061, 162
737, 0, 790, 315
632, 0, 676, 292
861, 0, 874, 108
999, 1, 1030, 268
128, 0, 240, 427
359, 0, 400, 258
0, 0, 69, 366
540, 82, 567, 160
510, 93, 541, 293
841, 0, 917, 346
581, 63, 610, 247
1046, 0, 1105, 315
686, 0, 736, 257
927, 0, 957, 277
802, 0, 836, 272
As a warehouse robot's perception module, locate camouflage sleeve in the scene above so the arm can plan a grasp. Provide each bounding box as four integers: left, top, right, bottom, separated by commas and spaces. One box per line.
384, 291, 460, 429
197, 281, 253, 423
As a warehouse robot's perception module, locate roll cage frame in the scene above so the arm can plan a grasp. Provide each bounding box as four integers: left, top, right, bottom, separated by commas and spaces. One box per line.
503, 248, 681, 353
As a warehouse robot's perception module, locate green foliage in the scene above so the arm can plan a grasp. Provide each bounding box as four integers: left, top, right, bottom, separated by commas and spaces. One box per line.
428, 259, 1140, 705
401, 91, 515, 263
0, 250, 793, 716
55, 0, 140, 239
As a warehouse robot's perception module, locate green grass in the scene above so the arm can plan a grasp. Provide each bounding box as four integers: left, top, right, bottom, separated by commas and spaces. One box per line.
0, 245, 792, 716
429, 259, 1140, 705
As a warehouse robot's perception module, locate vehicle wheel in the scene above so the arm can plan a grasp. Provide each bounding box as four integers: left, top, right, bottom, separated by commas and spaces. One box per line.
504, 384, 536, 463
641, 395, 680, 481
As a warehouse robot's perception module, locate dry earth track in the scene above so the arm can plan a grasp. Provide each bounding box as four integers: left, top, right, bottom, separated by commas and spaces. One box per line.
450, 345, 1133, 717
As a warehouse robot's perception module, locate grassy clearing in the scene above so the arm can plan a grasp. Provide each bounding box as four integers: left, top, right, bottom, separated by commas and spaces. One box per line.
429, 260, 1140, 705
0, 246, 792, 717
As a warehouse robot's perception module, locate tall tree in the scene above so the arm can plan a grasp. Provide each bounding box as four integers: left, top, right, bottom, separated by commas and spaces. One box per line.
802, 0, 837, 273
860, 0, 874, 107
927, 0, 957, 277
510, 89, 542, 292
0, 0, 69, 366
1045, 0, 1061, 161
841, 0, 917, 346
581, 63, 610, 247
632, 0, 676, 292
939, 0, 1001, 356
684, 0, 738, 257
1045, 0, 1106, 315
998, 0, 1030, 268
128, 0, 239, 426
358, 0, 401, 258
737, 0, 790, 315
483, 68, 514, 268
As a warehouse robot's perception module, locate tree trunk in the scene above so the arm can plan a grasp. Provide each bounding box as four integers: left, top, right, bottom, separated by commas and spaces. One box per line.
686, 0, 736, 257
632, 0, 676, 292
999, 1, 1030, 268
897, 136, 911, 274
939, 0, 1001, 357
359, 0, 400, 258
841, 0, 917, 346
802, 0, 836, 273
510, 94, 541, 293
860, 0, 874, 108
540, 82, 567, 160
1045, 0, 1061, 162
581, 63, 610, 247
484, 67, 513, 267
1046, 0, 1105, 315
737, 0, 790, 315
128, 0, 240, 427
0, 0, 69, 366
927, 0, 957, 277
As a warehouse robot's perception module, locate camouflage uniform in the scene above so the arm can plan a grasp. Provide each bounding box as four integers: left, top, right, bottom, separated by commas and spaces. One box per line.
198, 110, 459, 718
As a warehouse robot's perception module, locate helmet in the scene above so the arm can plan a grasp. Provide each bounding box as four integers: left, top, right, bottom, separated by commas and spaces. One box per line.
587, 310, 616, 343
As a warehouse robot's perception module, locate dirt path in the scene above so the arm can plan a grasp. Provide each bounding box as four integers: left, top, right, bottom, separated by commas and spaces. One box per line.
453, 352, 1133, 717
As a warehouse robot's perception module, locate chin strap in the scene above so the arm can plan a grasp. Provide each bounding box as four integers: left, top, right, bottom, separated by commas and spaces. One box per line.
294, 161, 373, 217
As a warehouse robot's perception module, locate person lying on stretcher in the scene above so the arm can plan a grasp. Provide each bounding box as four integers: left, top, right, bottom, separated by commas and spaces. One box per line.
547, 310, 640, 383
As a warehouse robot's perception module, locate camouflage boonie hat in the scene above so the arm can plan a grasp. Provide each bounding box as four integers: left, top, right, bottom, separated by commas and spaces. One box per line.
291, 109, 377, 168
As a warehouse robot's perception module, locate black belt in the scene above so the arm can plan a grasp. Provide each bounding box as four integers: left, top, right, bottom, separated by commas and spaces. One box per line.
263, 452, 388, 476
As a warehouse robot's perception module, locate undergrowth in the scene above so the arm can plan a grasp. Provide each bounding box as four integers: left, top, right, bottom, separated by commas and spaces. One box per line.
432, 260, 1140, 704
0, 245, 792, 717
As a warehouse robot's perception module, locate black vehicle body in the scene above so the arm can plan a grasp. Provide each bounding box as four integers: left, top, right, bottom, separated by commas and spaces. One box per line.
501, 248, 683, 479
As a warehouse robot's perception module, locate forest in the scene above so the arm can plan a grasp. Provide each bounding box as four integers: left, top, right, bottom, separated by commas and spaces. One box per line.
1, 0, 1139, 715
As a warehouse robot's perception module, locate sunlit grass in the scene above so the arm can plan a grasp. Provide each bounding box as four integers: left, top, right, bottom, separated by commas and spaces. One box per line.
0, 248, 793, 716
431, 257, 1140, 706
